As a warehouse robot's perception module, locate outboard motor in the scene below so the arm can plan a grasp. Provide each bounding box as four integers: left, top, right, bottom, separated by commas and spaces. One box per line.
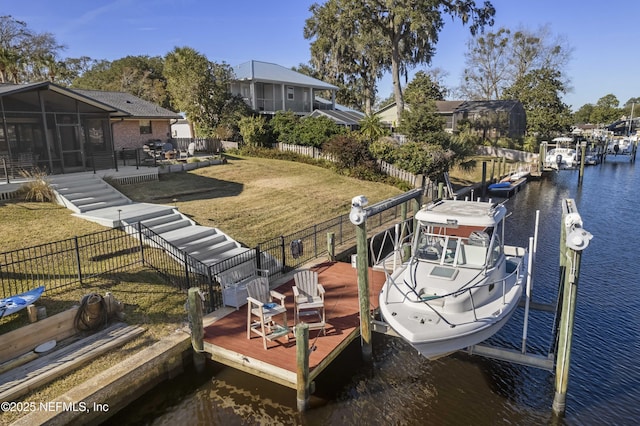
613, 144, 619, 155
556, 154, 563, 167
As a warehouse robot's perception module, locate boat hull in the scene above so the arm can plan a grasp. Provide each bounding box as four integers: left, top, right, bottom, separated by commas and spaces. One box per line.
379, 254, 527, 360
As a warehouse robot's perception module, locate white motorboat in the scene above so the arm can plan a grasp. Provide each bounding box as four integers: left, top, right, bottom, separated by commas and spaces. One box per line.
378, 199, 529, 359
545, 147, 578, 169
606, 138, 633, 156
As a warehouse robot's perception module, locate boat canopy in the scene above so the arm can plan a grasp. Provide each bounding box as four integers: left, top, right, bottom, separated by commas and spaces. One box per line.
415, 200, 506, 228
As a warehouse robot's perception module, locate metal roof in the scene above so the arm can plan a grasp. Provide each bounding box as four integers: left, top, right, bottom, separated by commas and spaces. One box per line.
234, 60, 339, 90
307, 109, 364, 126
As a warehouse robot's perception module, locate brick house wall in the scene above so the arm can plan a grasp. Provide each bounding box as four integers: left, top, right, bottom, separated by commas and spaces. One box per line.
111, 119, 172, 149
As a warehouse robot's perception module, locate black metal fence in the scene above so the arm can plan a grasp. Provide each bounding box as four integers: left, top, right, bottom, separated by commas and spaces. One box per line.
1, 188, 437, 313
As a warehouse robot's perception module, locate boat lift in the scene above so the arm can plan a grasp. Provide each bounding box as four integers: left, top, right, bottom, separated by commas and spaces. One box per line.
360, 194, 592, 417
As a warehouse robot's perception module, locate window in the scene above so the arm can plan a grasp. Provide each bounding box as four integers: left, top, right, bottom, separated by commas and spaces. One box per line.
140, 120, 152, 134
287, 86, 294, 101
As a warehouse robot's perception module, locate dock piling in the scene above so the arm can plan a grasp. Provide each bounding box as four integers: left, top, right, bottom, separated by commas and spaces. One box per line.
552, 200, 592, 416
187, 287, 206, 373
295, 323, 310, 412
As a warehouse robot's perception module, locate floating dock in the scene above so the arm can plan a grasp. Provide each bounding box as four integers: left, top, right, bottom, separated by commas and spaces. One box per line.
201, 261, 385, 390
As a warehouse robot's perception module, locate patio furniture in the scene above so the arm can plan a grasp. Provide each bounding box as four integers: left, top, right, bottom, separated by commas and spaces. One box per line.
246, 277, 289, 349
293, 270, 326, 332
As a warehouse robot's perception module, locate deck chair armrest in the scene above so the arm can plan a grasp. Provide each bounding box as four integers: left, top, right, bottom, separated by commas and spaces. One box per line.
292, 286, 300, 297
246, 296, 264, 307
317, 284, 325, 295
270, 290, 286, 302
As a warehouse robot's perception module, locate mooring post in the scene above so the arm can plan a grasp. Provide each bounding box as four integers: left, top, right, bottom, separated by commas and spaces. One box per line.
481, 161, 487, 200
295, 322, 310, 412
355, 220, 372, 362
187, 287, 206, 373
578, 141, 587, 185
327, 232, 335, 261
539, 141, 547, 172
552, 200, 593, 417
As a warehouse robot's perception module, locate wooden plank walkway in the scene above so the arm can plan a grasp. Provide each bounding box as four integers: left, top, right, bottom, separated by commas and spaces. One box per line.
0, 322, 145, 401
202, 261, 386, 389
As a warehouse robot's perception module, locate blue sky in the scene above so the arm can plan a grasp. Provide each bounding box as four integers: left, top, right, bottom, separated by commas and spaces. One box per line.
5, 0, 639, 111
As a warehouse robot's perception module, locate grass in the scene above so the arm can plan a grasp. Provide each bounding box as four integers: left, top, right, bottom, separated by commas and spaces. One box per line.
0, 153, 497, 421
0, 154, 406, 420
113, 154, 404, 247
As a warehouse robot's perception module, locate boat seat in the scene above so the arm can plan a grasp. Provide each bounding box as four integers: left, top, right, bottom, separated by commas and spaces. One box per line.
462, 245, 487, 268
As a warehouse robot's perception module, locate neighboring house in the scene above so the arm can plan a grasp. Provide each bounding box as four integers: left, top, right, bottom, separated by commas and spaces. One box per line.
375, 100, 526, 139
230, 60, 339, 116
456, 100, 526, 139
0, 81, 180, 174
171, 118, 194, 138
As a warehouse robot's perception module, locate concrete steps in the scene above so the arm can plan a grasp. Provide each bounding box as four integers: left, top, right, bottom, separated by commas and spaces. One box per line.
50, 174, 131, 214
49, 173, 249, 267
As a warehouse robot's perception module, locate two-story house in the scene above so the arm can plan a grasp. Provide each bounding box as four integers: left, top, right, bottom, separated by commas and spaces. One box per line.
230, 60, 339, 116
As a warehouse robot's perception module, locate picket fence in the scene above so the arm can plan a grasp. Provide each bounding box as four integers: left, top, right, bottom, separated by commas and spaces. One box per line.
274, 142, 423, 187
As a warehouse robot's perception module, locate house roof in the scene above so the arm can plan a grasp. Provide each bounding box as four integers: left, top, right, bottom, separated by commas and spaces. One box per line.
307, 109, 364, 126
0, 82, 120, 113
456, 100, 522, 113
0, 82, 181, 120
73, 89, 181, 119
234, 60, 339, 90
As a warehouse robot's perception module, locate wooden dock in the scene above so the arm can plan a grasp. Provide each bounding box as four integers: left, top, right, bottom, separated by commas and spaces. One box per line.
202, 261, 386, 389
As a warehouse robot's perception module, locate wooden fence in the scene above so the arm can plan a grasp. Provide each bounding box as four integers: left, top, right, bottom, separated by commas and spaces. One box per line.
274, 142, 422, 187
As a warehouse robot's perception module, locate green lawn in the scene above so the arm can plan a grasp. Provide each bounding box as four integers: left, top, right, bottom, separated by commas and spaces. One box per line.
0, 154, 407, 418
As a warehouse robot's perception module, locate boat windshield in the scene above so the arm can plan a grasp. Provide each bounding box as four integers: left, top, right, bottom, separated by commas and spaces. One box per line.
414, 225, 494, 269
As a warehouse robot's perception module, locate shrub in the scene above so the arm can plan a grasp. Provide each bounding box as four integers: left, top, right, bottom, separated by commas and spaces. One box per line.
369, 136, 399, 162
17, 168, 56, 202
295, 116, 345, 147
323, 135, 375, 171
238, 116, 272, 147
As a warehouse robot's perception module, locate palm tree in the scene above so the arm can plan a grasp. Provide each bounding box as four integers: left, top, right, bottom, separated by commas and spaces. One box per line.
359, 114, 388, 142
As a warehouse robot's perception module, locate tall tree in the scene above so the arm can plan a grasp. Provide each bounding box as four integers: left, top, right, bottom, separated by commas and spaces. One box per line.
461, 28, 510, 100
503, 68, 572, 139
590, 94, 621, 125
403, 71, 446, 105
573, 103, 594, 124
0, 15, 65, 83
164, 47, 248, 137
304, 1, 386, 114
305, 1, 495, 120
461, 25, 572, 100
72, 55, 169, 107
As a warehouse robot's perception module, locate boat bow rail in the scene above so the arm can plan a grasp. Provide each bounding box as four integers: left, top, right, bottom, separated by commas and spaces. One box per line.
382, 251, 527, 328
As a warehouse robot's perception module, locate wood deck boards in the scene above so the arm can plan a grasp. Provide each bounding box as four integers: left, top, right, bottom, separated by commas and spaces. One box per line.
202, 261, 386, 388
0, 322, 145, 401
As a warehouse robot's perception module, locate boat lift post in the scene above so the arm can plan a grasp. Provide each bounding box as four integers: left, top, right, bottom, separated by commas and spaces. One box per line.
552, 199, 593, 417
350, 189, 423, 361
521, 210, 540, 353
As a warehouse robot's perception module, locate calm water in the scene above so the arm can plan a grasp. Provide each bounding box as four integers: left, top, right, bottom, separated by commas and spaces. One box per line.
110, 157, 640, 425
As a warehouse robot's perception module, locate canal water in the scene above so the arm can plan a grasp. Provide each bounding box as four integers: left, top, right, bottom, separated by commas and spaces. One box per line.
110, 157, 639, 425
